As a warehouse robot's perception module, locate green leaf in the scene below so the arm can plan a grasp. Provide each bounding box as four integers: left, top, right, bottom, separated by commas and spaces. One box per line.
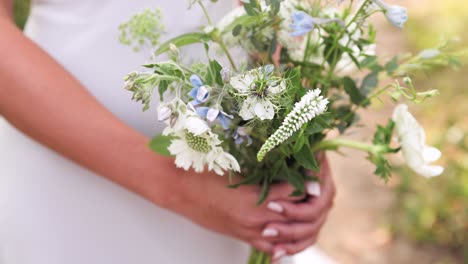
361, 71, 379, 96
221, 15, 257, 35
385, 56, 399, 75
286, 167, 306, 197
343, 77, 368, 106
293, 145, 320, 171
257, 178, 271, 205
373, 119, 396, 145
293, 132, 306, 153
232, 24, 242, 37
148, 134, 175, 156
155, 33, 210, 55
208, 60, 224, 86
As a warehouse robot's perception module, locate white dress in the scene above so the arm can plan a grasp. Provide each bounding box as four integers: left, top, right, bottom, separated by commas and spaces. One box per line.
0, 1, 335, 263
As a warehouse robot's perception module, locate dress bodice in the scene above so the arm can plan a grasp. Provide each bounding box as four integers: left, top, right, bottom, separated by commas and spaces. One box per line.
25, 0, 235, 136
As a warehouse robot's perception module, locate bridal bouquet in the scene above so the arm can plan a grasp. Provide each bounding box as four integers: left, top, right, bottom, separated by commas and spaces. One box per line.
120, 0, 462, 263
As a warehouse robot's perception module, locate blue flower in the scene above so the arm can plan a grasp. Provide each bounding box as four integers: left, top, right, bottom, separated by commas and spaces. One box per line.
188, 75, 210, 106
290, 11, 315, 37
290, 11, 345, 37
373, 0, 408, 29
196, 107, 233, 130
232, 127, 252, 146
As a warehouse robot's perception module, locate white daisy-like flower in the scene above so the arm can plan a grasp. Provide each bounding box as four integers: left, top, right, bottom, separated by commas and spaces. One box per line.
392, 104, 444, 178
167, 130, 240, 175
257, 89, 329, 161
163, 106, 240, 175
230, 66, 286, 121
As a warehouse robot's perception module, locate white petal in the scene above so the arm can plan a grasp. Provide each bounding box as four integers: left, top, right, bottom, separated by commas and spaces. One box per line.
167, 140, 187, 155
230, 76, 248, 93
184, 116, 210, 135
423, 146, 442, 163
207, 109, 220, 122
414, 165, 444, 178
254, 99, 275, 120
239, 98, 256, 120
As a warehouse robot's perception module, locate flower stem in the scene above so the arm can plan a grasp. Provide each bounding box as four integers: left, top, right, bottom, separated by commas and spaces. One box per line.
198, 1, 213, 25
197, 1, 237, 71
311, 138, 381, 154
218, 39, 238, 71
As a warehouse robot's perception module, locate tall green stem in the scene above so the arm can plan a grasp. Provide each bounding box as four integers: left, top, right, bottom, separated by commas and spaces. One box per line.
198, 1, 213, 25
197, 1, 237, 71
311, 138, 383, 154
218, 39, 238, 71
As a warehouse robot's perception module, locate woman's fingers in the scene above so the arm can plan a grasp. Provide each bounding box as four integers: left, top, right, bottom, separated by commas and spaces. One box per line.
271, 214, 328, 258
261, 220, 320, 242
267, 182, 306, 202
250, 240, 274, 254
276, 172, 335, 221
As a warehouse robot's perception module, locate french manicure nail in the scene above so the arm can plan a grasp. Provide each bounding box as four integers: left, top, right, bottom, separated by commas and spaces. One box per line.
307, 182, 321, 197
262, 228, 279, 237
267, 201, 284, 213
273, 249, 286, 260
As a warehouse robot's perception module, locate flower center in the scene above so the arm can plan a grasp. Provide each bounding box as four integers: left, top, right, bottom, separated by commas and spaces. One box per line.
251, 82, 268, 98
185, 132, 211, 153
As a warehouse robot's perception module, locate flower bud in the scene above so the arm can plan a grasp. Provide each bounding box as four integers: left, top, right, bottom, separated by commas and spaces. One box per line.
418, 49, 440, 59
374, 0, 408, 29
168, 43, 180, 61
221, 67, 231, 83
158, 105, 173, 122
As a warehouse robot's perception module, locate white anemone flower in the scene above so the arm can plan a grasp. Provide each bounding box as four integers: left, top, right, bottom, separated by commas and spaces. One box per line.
230, 67, 286, 121
392, 104, 444, 178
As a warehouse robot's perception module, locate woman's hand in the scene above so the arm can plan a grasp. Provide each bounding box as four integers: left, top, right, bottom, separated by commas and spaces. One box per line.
262, 155, 336, 260
159, 164, 310, 254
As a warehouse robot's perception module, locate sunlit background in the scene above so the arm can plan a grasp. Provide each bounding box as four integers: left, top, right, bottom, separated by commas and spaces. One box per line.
12, 0, 467, 263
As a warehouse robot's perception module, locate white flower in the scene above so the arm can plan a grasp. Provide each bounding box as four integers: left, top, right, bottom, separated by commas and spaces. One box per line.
230, 67, 286, 121
257, 89, 329, 161
373, 0, 408, 28
163, 104, 240, 176
168, 131, 240, 175
392, 104, 444, 178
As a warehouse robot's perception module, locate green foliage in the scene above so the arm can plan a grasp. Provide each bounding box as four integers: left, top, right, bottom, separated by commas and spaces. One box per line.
390, 1, 468, 259
13, 0, 30, 29
148, 135, 175, 157
155, 33, 210, 56
119, 9, 165, 52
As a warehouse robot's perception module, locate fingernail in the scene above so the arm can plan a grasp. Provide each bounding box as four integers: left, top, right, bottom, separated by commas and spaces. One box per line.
262, 228, 279, 237
273, 249, 286, 260
267, 201, 284, 213
307, 182, 321, 197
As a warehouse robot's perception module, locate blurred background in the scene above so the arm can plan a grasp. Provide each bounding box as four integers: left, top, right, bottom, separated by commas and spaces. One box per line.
12, 0, 467, 263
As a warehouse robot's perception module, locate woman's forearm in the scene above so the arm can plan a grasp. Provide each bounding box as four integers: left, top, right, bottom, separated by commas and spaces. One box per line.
0, 14, 175, 208
0, 0, 12, 17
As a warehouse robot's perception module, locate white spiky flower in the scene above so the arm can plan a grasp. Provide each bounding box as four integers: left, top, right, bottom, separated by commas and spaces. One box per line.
257, 89, 329, 161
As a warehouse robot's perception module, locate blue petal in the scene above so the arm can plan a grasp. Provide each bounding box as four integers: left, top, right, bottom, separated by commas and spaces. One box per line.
190, 75, 203, 88
188, 87, 199, 99
196, 107, 210, 118
196, 86, 210, 102
234, 136, 244, 145
218, 114, 231, 130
